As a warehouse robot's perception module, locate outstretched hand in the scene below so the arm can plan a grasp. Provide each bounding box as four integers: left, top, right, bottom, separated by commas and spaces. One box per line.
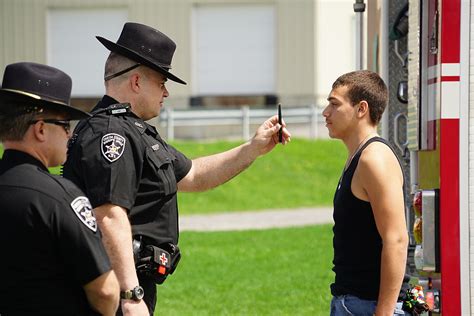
250, 114, 291, 156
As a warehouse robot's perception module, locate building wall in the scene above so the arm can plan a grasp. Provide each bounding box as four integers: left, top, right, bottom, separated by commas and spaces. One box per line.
315, 0, 356, 106
0, 0, 357, 109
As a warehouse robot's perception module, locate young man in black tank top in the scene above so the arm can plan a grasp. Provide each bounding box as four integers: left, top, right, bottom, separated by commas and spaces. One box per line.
323, 70, 409, 316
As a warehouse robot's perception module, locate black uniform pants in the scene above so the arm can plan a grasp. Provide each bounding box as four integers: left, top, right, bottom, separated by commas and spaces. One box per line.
116, 275, 157, 316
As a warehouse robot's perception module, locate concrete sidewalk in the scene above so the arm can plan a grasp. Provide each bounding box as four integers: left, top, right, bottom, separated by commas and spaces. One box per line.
179, 207, 333, 232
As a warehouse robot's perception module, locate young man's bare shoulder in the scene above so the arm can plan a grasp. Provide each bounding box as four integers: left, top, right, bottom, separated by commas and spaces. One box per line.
358, 141, 401, 177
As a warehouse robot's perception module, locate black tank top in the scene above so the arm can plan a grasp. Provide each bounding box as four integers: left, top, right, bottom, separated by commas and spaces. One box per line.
330, 137, 403, 300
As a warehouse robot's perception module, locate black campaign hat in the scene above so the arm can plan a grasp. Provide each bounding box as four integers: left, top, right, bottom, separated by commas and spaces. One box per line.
0, 62, 90, 120
97, 22, 186, 85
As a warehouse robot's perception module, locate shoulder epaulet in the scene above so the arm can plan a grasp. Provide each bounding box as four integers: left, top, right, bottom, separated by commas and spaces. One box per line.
68, 103, 131, 151
104, 103, 132, 115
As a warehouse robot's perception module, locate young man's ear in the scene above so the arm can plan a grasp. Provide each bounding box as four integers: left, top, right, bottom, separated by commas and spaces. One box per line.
357, 101, 369, 117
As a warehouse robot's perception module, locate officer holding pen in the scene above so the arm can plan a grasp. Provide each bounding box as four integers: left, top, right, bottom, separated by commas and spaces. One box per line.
63, 22, 291, 315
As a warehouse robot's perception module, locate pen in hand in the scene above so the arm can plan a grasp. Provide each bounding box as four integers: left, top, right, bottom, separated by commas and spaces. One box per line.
278, 104, 283, 143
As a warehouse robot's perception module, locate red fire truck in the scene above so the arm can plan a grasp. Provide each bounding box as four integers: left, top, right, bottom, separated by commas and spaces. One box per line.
363, 0, 470, 314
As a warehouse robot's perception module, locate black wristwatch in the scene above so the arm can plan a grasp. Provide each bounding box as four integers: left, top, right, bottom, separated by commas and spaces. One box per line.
120, 285, 144, 301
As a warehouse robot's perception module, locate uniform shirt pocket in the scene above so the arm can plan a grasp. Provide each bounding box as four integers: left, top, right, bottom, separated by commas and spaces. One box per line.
145, 147, 177, 196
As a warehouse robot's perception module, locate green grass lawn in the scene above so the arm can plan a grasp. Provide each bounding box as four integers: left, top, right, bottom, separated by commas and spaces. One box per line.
173, 138, 345, 214
0, 138, 346, 214
157, 224, 334, 315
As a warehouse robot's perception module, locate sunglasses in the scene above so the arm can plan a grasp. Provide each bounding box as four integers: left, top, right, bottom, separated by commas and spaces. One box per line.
29, 119, 72, 134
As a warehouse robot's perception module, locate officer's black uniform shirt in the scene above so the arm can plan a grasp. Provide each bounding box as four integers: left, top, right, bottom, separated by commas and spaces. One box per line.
0, 150, 111, 315
63, 95, 192, 246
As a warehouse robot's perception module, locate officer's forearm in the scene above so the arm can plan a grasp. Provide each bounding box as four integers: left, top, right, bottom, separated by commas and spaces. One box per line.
179, 141, 257, 192
84, 270, 120, 316
94, 204, 141, 291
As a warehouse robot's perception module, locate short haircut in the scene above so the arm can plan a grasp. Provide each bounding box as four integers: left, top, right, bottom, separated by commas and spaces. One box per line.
0, 106, 65, 141
332, 70, 388, 124
104, 52, 140, 83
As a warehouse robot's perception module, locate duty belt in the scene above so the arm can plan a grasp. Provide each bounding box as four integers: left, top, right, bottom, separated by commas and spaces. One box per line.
132, 237, 181, 285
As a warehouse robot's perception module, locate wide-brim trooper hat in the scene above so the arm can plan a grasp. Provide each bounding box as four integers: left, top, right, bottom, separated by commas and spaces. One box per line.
0, 62, 91, 120
96, 22, 187, 85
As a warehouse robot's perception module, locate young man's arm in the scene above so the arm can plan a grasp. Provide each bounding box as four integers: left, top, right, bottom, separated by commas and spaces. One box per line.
178, 115, 289, 192
94, 203, 149, 316
357, 143, 408, 316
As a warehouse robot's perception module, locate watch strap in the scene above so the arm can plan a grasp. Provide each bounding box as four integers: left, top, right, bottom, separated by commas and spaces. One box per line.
120, 289, 134, 300
120, 285, 144, 301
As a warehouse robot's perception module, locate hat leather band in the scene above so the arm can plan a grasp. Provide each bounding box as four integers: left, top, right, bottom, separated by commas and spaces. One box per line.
2, 88, 42, 100
1, 88, 68, 106
105, 63, 141, 82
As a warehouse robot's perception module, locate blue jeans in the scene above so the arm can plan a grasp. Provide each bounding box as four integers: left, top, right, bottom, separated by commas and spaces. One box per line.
330, 295, 409, 316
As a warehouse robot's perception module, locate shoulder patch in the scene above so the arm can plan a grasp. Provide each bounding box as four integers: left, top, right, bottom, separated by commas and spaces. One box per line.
70, 196, 97, 232
101, 133, 126, 162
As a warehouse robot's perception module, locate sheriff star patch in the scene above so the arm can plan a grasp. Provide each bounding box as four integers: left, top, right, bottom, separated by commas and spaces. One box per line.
101, 133, 126, 162
70, 196, 97, 232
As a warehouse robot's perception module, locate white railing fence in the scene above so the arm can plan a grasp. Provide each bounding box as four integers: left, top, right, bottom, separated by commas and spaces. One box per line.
158, 105, 326, 140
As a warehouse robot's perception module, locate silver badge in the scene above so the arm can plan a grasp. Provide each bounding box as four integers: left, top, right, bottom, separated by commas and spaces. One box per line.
101, 133, 126, 163
70, 196, 97, 232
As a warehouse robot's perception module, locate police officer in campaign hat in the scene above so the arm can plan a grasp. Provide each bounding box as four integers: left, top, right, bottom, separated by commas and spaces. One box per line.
0, 62, 120, 315
63, 22, 291, 315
